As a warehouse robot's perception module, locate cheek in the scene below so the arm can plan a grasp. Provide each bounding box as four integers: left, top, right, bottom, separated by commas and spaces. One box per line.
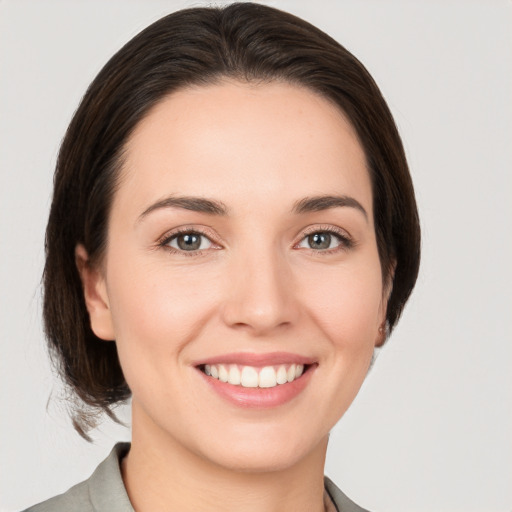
105, 258, 219, 371
291, 254, 384, 431
299, 257, 384, 346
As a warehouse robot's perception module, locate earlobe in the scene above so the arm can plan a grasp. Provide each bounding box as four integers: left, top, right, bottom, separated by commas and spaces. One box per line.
375, 260, 396, 347
375, 322, 388, 347
75, 244, 115, 341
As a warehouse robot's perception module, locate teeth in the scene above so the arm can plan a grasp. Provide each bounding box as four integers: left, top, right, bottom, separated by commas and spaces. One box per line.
228, 365, 241, 385
241, 366, 259, 387
276, 365, 288, 384
218, 364, 229, 383
203, 363, 307, 388
287, 364, 296, 382
259, 366, 277, 388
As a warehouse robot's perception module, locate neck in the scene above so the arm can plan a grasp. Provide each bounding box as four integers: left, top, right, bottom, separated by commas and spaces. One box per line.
122, 404, 329, 512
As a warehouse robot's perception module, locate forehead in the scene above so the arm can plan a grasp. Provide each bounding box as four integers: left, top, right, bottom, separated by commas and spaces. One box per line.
117, 80, 372, 219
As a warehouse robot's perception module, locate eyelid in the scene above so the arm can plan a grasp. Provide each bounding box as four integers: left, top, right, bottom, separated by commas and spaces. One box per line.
293, 224, 354, 251
156, 223, 354, 256
158, 225, 223, 254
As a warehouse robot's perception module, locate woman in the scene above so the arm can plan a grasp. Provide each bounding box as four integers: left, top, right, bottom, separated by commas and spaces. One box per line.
25, 3, 420, 511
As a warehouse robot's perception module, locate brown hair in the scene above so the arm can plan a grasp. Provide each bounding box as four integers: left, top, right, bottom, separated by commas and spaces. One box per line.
44, 2, 420, 437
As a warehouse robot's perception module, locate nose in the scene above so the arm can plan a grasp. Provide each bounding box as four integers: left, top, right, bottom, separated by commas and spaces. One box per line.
221, 248, 299, 336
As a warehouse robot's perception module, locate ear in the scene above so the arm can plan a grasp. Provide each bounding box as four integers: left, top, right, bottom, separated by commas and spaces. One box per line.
375, 321, 388, 348
375, 259, 396, 347
75, 244, 115, 341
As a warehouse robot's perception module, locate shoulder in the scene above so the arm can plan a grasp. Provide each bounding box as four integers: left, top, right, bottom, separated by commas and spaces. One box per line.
22, 480, 91, 512
324, 476, 371, 512
21, 443, 133, 512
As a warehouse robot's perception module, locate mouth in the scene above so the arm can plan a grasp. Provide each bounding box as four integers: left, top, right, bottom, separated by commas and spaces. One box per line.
194, 353, 316, 408
199, 363, 310, 388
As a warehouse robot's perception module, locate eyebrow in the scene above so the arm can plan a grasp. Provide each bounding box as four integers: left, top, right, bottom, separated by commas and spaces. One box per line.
292, 195, 368, 221
138, 193, 368, 222
138, 196, 228, 221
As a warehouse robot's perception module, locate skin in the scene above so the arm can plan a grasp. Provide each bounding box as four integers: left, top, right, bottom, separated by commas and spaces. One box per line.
77, 81, 389, 512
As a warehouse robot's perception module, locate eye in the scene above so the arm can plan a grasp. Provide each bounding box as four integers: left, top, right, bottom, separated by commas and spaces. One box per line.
296, 229, 352, 251
166, 231, 213, 252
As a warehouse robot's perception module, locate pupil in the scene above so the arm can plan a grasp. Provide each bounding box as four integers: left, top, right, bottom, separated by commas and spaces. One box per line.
178, 233, 201, 251
309, 232, 331, 249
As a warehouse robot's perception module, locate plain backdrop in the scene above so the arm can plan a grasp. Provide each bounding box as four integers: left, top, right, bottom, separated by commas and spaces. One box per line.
1, 1, 511, 511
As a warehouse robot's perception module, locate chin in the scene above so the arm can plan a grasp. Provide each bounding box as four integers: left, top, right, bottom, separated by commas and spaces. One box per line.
191, 424, 328, 474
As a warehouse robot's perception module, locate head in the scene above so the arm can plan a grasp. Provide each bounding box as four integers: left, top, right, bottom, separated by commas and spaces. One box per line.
44, 1, 420, 452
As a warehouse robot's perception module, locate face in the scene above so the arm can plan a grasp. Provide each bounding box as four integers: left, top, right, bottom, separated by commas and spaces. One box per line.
80, 81, 388, 472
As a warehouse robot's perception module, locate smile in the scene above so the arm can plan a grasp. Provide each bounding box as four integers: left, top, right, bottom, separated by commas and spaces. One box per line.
202, 363, 305, 388
195, 353, 316, 408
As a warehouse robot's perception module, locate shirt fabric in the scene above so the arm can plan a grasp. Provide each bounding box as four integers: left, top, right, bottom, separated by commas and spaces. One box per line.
23, 443, 369, 512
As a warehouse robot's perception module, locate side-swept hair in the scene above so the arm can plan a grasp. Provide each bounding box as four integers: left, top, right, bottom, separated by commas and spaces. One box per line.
43, 2, 420, 437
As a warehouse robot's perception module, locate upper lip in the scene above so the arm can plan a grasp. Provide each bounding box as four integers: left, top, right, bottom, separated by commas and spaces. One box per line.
192, 352, 316, 367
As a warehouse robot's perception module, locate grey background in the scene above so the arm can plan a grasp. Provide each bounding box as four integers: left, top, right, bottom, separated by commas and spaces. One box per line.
1, 1, 511, 511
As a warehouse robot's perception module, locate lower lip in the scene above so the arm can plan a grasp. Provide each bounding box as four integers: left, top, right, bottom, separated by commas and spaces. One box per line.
197, 366, 316, 409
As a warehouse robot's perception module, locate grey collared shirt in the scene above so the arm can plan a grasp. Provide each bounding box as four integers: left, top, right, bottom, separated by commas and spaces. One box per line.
23, 443, 369, 512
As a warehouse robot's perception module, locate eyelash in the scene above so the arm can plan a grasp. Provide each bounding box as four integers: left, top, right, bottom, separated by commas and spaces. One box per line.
158, 227, 218, 257
158, 225, 354, 257
297, 225, 354, 254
